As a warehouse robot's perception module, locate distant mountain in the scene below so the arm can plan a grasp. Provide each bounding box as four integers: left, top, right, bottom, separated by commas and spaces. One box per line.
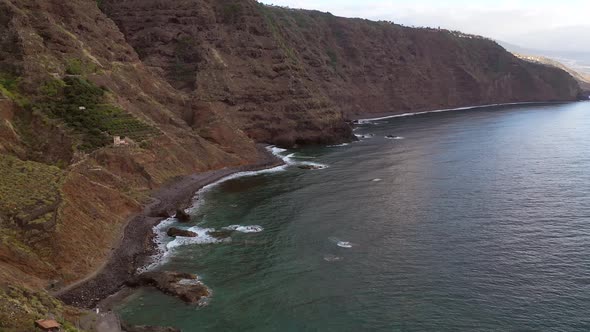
513, 54, 590, 91
497, 41, 590, 75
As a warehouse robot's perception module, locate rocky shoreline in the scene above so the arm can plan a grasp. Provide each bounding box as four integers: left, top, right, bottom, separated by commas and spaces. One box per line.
56, 145, 283, 309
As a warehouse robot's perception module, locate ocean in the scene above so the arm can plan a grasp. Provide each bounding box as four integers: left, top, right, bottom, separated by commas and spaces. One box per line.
116, 101, 590, 331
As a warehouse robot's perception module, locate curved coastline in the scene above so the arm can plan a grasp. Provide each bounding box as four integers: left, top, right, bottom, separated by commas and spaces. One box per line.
57, 101, 579, 310
56, 145, 284, 309
353, 101, 569, 123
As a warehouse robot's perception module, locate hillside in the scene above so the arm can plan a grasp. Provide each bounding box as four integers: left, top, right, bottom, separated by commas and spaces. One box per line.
0, 0, 584, 330
103, 1, 582, 145
514, 53, 590, 92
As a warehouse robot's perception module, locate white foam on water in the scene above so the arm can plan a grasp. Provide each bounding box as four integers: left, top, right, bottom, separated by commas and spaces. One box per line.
166, 225, 228, 249
385, 136, 404, 140
223, 225, 264, 233
139, 216, 179, 272
356, 101, 552, 124
337, 241, 353, 248
328, 237, 356, 249
141, 146, 288, 272
328, 143, 350, 147
271, 146, 329, 169
298, 161, 329, 170
178, 278, 203, 285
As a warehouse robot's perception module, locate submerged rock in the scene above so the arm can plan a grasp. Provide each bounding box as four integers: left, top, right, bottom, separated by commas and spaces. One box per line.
207, 229, 234, 239
127, 271, 210, 304
122, 322, 181, 332
175, 209, 191, 222
297, 164, 324, 170
167, 227, 197, 238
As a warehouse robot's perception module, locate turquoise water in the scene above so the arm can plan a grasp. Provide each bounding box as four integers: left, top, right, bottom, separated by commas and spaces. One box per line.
117, 102, 590, 331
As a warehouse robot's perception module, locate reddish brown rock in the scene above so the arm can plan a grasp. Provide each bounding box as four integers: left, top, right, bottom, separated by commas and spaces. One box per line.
102, 0, 581, 147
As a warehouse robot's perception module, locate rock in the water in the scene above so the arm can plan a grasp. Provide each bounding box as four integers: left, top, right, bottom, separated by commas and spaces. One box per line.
167, 227, 197, 237
175, 209, 191, 222
207, 229, 234, 239
122, 322, 181, 332
127, 271, 210, 304
297, 164, 324, 170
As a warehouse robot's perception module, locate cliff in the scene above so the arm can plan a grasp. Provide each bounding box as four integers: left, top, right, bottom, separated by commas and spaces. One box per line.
514, 53, 590, 93
102, 0, 581, 145
0, 0, 583, 330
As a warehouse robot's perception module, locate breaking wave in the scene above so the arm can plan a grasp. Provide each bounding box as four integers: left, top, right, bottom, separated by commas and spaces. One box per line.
223, 225, 264, 233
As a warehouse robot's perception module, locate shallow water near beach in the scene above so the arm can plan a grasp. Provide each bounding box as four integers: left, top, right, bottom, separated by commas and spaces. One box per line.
116, 102, 590, 331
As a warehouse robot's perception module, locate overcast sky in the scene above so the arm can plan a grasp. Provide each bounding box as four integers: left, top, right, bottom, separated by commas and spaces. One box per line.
259, 0, 590, 52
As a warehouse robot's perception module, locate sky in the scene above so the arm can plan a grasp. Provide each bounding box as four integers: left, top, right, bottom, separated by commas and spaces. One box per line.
259, 0, 590, 53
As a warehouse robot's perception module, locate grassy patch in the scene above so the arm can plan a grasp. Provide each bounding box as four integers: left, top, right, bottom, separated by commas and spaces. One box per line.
36, 77, 159, 151
0, 73, 29, 107
0, 286, 84, 332
221, 3, 242, 24
327, 50, 338, 68
65, 58, 97, 76
0, 154, 62, 218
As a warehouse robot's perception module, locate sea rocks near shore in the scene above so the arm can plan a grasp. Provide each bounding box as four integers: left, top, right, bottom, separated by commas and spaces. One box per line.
126, 271, 210, 304
207, 229, 234, 239
167, 227, 197, 237
175, 209, 191, 222
298, 164, 325, 170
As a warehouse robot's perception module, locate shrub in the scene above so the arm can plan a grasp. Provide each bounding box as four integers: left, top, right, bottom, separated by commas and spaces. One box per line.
36, 77, 159, 151
221, 3, 242, 24
40, 79, 66, 97
65, 58, 97, 76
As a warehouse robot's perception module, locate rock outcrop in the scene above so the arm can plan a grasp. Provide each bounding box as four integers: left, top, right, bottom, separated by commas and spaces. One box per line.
174, 209, 191, 223
167, 227, 197, 238
0, 0, 584, 329
126, 271, 210, 304
102, 0, 581, 147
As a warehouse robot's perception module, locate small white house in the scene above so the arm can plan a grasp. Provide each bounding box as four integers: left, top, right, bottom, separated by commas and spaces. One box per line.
113, 136, 129, 147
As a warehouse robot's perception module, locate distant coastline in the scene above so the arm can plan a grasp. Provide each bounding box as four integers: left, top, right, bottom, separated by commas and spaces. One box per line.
353, 101, 569, 123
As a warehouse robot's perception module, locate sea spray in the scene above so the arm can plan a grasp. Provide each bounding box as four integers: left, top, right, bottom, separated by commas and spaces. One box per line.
140, 146, 290, 271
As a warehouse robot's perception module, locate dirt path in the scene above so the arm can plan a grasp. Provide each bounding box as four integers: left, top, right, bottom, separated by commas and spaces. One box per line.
56, 147, 283, 308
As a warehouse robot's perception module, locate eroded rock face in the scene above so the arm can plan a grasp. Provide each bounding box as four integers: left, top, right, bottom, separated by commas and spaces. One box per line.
166, 227, 196, 238
102, 0, 581, 148
175, 209, 191, 223
127, 271, 210, 304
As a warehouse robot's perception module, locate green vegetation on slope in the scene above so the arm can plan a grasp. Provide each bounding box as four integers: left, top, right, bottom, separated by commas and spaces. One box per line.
0, 286, 83, 332
36, 76, 159, 151
0, 73, 28, 107
0, 154, 62, 218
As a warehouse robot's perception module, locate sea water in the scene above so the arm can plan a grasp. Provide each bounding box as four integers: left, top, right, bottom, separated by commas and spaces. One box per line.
117, 101, 590, 331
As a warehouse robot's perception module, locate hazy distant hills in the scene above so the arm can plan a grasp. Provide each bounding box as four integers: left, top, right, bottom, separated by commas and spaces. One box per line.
498, 27, 590, 75
508, 25, 590, 54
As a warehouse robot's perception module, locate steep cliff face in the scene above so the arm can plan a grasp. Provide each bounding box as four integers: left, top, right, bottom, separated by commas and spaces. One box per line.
102, 0, 580, 147
101, 0, 353, 146
0, 0, 259, 303
0, 0, 584, 329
